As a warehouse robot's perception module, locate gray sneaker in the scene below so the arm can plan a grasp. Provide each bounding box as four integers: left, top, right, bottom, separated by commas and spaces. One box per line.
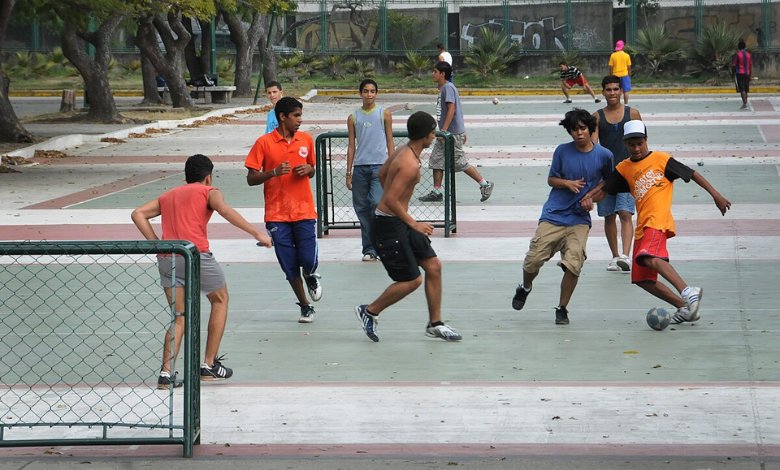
480, 181, 494, 202
425, 323, 462, 341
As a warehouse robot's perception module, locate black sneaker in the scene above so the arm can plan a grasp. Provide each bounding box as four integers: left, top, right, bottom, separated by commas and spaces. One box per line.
157, 372, 183, 390
201, 356, 233, 381
595, 98, 602, 103
355, 304, 379, 342
512, 284, 531, 310
419, 191, 443, 202
563, 99, 572, 104
303, 272, 322, 302
555, 306, 570, 325
298, 302, 315, 323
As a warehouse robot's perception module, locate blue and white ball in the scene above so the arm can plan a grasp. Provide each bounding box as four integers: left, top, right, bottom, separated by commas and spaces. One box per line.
646, 307, 670, 331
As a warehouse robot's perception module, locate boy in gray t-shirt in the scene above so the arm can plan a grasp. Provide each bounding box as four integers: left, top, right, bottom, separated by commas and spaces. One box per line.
419, 61, 494, 203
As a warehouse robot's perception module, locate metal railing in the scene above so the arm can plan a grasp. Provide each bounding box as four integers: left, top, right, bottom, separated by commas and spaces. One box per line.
0, 241, 201, 458
315, 130, 457, 238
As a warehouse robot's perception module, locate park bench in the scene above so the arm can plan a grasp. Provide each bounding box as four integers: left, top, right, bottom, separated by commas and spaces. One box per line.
157, 86, 236, 105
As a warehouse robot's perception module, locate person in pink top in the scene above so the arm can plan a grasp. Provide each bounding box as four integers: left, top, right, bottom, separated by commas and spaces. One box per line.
132, 154, 272, 390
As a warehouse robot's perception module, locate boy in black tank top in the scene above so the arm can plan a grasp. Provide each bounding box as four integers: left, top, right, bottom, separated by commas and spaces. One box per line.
591, 75, 642, 273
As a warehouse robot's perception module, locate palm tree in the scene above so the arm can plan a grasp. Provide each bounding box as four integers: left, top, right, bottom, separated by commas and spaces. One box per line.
396, 51, 432, 81
684, 23, 746, 78
463, 27, 521, 80
634, 25, 684, 77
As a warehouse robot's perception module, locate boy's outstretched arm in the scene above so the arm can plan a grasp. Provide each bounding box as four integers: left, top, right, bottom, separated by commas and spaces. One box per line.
691, 172, 732, 215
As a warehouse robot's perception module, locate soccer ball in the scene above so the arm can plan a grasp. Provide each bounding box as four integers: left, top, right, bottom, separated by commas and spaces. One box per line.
492, 97, 499, 105
646, 307, 670, 331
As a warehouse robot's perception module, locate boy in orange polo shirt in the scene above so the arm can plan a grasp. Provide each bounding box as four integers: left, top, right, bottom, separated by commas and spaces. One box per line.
245, 97, 323, 323
581, 121, 731, 324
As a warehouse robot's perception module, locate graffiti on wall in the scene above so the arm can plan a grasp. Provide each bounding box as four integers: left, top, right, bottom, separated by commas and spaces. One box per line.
299, 15, 381, 51
662, 9, 775, 45
461, 17, 566, 51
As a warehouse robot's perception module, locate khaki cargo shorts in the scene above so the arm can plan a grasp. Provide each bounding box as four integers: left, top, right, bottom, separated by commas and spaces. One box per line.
523, 221, 590, 277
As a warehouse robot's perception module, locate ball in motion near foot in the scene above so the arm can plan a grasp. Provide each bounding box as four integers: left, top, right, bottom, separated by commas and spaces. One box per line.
404, 103, 414, 110
492, 97, 500, 105
646, 307, 670, 331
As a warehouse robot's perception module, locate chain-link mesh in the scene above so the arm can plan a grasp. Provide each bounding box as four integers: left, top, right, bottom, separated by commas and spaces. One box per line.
0, 241, 200, 458
315, 131, 457, 238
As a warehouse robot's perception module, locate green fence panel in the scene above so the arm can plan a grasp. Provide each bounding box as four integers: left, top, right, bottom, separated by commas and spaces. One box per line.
315, 131, 457, 238
0, 241, 201, 458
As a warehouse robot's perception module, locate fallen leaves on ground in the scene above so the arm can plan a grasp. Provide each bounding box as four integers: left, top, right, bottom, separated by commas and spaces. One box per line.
34, 150, 71, 159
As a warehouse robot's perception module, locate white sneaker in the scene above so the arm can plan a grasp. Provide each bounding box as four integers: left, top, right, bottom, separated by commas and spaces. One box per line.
670, 307, 692, 324
616, 254, 631, 272
303, 273, 322, 302
425, 323, 462, 341
682, 287, 703, 321
606, 257, 621, 272
362, 253, 378, 262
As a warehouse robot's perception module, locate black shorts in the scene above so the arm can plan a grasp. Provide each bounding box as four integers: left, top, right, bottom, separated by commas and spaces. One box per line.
735, 73, 750, 93
370, 215, 437, 282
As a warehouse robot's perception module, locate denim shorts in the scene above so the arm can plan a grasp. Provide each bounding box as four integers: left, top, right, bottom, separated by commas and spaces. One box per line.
597, 192, 635, 217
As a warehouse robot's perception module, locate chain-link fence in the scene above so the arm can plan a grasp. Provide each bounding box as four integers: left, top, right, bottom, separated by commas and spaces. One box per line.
315, 131, 457, 238
0, 241, 201, 458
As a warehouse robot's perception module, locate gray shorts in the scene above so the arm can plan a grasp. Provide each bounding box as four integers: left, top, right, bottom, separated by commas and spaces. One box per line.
158, 252, 225, 295
428, 133, 470, 172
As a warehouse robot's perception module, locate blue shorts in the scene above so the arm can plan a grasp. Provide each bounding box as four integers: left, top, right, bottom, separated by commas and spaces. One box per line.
620, 75, 632, 93
267, 219, 318, 281
597, 192, 635, 217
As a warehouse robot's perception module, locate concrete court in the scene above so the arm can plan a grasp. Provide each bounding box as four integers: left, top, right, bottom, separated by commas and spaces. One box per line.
1, 91, 779, 469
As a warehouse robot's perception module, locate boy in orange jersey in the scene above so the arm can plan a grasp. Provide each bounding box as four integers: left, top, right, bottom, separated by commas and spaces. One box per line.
245, 97, 323, 324
580, 121, 731, 324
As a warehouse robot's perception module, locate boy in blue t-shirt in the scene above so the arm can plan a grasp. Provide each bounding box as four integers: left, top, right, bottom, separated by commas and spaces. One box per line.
264, 81, 283, 135
511, 108, 614, 325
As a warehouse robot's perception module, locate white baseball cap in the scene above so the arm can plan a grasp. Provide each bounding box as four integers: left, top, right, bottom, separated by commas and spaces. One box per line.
623, 120, 647, 140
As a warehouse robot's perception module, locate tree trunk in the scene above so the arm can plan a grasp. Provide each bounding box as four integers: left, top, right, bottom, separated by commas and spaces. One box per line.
139, 49, 163, 105
59, 13, 126, 123
182, 16, 204, 79
0, 0, 34, 143
135, 12, 194, 109
223, 11, 268, 97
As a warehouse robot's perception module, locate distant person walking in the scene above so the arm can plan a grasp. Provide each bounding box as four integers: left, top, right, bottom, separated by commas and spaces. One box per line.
733, 40, 753, 109
558, 62, 601, 104
419, 61, 494, 203
609, 41, 632, 104
437, 43, 453, 83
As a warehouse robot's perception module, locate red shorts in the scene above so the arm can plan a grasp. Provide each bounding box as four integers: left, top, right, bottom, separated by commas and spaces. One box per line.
565, 76, 587, 87
631, 228, 670, 284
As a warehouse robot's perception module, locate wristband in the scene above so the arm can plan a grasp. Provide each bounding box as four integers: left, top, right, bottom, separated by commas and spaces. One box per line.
346, 172, 352, 177
272, 168, 277, 177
